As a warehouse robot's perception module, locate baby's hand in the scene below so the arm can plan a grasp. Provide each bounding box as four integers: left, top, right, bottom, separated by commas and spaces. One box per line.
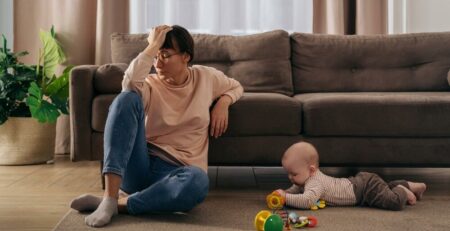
274, 189, 286, 199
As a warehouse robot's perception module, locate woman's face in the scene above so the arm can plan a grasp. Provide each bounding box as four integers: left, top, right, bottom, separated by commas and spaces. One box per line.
153, 48, 189, 78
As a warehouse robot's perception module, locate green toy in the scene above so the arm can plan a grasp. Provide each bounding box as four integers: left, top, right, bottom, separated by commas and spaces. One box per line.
254, 210, 284, 231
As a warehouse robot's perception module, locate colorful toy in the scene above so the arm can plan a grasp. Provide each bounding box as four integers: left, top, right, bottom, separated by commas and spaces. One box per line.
254, 210, 284, 231
255, 210, 317, 230
255, 192, 320, 230
288, 212, 318, 228
266, 191, 285, 209
310, 199, 326, 210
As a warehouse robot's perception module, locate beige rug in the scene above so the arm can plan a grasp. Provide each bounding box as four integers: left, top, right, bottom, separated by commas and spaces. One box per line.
53, 190, 450, 231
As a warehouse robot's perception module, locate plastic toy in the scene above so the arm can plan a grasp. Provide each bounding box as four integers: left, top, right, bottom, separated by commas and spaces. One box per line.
288, 212, 318, 228
255, 210, 317, 230
254, 192, 320, 230
266, 191, 285, 209
254, 210, 284, 231
310, 199, 326, 210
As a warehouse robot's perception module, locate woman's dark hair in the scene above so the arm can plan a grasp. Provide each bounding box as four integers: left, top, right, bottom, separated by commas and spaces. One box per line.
161, 25, 194, 63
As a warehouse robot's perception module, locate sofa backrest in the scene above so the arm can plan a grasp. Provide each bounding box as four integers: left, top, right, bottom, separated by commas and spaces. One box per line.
111, 30, 293, 95
291, 32, 450, 93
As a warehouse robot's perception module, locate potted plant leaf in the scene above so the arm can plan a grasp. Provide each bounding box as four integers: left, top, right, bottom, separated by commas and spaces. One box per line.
0, 26, 73, 165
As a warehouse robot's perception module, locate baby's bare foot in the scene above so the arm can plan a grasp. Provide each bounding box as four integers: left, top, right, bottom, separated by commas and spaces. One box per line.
407, 182, 426, 200
398, 185, 417, 205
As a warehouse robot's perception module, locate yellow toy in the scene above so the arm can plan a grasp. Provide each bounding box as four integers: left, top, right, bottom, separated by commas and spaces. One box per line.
266, 191, 285, 209
254, 210, 284, 231
255, 210, 318, 230
255, 192, 320, 230
310, 199, 326, 210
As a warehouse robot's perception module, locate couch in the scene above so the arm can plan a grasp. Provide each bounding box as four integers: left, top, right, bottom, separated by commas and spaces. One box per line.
70, 30, 450, 169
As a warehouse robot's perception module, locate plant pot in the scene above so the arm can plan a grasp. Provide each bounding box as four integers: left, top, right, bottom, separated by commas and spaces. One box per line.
0, 117, 56, 165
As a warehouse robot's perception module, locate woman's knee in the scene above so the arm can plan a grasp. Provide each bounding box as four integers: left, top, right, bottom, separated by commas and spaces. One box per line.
111, 91, 142, 107
172, 166, 209, 209
186, 166, 209, 192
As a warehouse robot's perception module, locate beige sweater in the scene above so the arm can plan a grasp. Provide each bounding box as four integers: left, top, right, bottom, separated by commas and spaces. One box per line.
285, 170, 357, 209
122, 52, 244, 172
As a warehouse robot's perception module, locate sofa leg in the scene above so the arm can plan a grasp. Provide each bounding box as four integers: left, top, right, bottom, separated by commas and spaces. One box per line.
100, 160, 105, 190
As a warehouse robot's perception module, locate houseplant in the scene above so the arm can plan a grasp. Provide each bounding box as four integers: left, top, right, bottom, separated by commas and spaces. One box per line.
0, 27, 73, 165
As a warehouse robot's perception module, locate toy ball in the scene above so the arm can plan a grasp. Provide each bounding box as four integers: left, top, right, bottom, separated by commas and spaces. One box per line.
307, 216, 318, 227
266, 192, 285, 209
254, 210, 284, 231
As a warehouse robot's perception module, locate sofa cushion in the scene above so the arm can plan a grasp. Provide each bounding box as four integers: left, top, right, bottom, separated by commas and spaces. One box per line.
224, 93, 301, 136
291, 32, 450, 93
111, 30, 293, 95
94, 64, 128, 94
92, 94, 116, 132
295, 92, 450, 137
111, 33, 148, 64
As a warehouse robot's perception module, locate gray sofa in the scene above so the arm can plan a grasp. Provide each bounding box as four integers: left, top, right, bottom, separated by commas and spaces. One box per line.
70, 30, 450, 168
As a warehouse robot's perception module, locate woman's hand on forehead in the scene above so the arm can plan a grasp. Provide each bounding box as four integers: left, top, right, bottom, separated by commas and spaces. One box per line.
147, 25, 173, 50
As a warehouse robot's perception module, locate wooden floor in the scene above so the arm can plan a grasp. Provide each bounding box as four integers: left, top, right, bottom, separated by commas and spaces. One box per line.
0, 155, 449, 231
0, 155, 103, 231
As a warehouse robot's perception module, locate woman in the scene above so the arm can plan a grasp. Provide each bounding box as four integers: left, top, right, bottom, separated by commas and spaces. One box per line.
70, 25, 243, 227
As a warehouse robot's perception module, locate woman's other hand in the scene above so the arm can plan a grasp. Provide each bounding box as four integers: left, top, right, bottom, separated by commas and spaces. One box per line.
210, 95, 232, 138
144, 25, 172, 55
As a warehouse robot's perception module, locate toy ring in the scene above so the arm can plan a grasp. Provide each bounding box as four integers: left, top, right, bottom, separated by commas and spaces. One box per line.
266, 192, 285, 209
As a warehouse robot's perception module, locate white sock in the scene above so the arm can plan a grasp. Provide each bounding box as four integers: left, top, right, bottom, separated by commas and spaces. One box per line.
85, 197, 118, 227
70, 194, 102, 212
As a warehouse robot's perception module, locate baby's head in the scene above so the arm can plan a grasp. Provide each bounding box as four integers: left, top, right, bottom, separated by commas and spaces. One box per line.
282, 141, 319, 186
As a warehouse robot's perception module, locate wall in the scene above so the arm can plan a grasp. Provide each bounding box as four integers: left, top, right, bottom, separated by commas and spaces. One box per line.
0, 0, 13, 49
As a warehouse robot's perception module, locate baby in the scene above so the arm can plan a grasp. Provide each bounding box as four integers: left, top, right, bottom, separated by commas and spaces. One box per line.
274, 142, 426, 211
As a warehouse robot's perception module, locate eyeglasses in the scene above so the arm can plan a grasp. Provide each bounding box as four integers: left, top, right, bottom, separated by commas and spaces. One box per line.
153, 51, 181, 63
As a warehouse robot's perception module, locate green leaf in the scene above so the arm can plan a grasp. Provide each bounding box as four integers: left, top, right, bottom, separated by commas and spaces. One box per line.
14, 65, 36, 82
16, 91, 27, 101
26, 82, 60, 123
0, 104, 8, 125
0, 52, 5, 63
45, 65, 72, 98
50, 96, 68, 114
2, 34, 6, 53
39, 29, 65, 79
14, 51, 29, 58
50, 25, 55, 38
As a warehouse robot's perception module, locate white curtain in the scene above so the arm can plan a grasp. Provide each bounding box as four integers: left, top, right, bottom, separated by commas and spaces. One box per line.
130, 0, 313, 35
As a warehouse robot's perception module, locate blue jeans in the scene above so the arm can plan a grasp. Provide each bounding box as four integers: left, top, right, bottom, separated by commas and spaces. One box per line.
102, 91, 209, 215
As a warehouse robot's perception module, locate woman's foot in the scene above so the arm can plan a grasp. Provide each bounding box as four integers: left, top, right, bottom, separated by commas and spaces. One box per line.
408, 182, 427, 200
70, 194, 102, 212
397, 185, 417, 205
85, 197, 118, 227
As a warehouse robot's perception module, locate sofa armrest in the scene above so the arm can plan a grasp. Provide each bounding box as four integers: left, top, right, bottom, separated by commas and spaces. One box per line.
70, 65, 98, 161
447, 69, 450, 86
